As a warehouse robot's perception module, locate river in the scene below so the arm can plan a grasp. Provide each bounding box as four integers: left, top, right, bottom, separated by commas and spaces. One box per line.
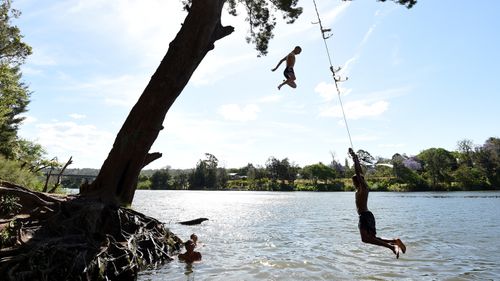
133, 190, 500, 280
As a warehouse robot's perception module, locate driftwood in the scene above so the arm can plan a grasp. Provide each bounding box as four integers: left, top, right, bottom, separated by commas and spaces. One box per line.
0, 180, 182, 280
178, 218, 209, 225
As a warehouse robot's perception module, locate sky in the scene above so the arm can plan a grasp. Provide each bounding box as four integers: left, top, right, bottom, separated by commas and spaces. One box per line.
13, 0, 500, 169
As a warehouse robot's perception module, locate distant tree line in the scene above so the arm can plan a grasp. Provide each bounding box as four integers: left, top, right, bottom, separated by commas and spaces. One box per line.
57, 137, 500, 192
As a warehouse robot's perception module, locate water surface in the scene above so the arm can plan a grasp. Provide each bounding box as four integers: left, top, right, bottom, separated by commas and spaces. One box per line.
133, 191, 500, 280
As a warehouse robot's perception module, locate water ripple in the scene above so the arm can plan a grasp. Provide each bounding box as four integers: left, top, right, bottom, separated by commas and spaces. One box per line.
134, 190, 500, 280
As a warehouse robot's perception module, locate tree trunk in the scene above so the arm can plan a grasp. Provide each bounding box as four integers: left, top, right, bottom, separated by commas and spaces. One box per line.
81, 0, 234, 205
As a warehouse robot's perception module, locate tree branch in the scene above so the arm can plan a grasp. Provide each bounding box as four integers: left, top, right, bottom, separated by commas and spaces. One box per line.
214, 23, 234, 41
143, 152, 162, 168
48, 156, 73, 193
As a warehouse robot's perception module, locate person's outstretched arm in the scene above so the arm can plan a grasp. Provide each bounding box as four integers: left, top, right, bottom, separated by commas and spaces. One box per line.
271, 57, 286, 71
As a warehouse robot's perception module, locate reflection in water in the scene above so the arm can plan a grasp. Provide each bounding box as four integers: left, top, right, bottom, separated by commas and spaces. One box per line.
135, 190, 500, 280
184, 263, 194, 281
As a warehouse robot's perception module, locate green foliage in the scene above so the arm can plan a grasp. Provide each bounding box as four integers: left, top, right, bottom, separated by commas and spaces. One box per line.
265, 157, 298, 184
456, 139, 475, 167
137, 175, 151, 190
453, 166, 487, 190
391, 154, 427, 190
173, 172, 189, 190
150, 168, 172, 190
60, 177, 87, 190
0, 155, 44, 190
0, 1, 32, 65
0, 64, 30, 158
301, 162, 337, 184
0, 194, 21, 216
418, 148, 457, 189
0, 0, 33, 159
474, 137, 500, 188
189, 153, 226, 189
368, 164, 392, 178
226, 179, 249, 190
377, 0, 417, 9
216, 167, 228, 189
0, 219, 18, 248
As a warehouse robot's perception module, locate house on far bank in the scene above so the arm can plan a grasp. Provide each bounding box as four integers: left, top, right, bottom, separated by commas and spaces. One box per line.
228, 173, 247, 180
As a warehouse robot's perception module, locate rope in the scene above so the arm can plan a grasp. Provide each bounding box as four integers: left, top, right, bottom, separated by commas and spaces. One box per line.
312, 0, 355, 150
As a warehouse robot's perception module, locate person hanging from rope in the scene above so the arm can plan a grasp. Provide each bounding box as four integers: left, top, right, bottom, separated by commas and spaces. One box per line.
349, 148, 407, 258
271, 46, 302, 90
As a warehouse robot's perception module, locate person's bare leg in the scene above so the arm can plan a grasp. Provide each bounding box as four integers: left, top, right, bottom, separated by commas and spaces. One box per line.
278, 79, 288, 90
279, 78, 294, 90
360, 230, 401, 258
288, 74, 297, 88
378, 237, 406, 253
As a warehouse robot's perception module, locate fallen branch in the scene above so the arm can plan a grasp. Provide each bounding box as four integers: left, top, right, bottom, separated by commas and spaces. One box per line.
178, 217, 209, 225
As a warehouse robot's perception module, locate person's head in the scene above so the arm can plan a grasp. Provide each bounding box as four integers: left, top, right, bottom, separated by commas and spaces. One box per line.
293, 46, 302, 54
190, 233, 198, 243
184, 240, 195, 251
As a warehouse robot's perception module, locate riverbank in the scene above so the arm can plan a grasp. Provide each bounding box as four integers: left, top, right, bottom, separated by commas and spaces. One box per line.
0, 180, 181, 280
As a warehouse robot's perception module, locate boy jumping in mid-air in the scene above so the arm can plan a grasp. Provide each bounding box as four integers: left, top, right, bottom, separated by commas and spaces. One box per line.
271, 46, 302, 90
349, 148, 407, 258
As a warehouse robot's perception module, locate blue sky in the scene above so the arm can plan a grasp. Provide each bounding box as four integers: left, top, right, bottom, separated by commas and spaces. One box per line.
14, 0, 500, 169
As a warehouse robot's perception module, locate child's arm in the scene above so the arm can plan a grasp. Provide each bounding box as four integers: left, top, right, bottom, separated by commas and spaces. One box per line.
271, 56, 286, 71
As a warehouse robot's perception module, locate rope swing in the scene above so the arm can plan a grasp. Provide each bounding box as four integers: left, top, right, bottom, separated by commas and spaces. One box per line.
312, 0, 355, 150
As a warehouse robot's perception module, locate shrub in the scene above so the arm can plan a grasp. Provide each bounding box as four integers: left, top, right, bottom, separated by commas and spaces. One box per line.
0, 195, 21, 216
0, 156, 44, 191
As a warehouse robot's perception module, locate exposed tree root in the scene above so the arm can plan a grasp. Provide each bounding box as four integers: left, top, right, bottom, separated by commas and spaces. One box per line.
0, 181, 182, 281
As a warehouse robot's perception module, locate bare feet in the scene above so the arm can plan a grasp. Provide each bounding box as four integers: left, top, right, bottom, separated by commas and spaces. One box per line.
278, 80, 286, 90
395, 239, 406, 254
393, 245, 401, 259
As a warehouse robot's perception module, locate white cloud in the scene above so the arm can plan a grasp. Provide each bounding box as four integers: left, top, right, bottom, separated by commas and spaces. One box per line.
257, 95, 283, 104
360, 23, 377, 47
282, 101, 308, 115
191, 48, 256, 86
34, 121, 114, 167
315, 81, 352, 101
59, 74, 146, 108
320, 2, 351, 26
218, 104, 260, 121
341, 54, 360, 78
315, 82, 337, 101
319, 100, 389, 120
60, 0, 185, 51
280, 1, 350, 40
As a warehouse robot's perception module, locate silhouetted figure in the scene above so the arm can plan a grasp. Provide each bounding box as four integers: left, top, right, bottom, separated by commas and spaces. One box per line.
178, 240, 201, 263
272, 46, 302, 90
350, 148, 406, 258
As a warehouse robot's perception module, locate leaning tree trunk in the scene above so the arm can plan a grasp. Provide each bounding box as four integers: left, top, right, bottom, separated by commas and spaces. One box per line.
81, 0, 234, 205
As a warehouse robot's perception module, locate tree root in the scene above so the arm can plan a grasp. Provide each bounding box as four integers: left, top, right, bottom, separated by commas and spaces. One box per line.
0, 181, 182, 280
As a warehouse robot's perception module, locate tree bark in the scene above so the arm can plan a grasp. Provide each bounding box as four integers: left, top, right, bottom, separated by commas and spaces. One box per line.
81, 0, 234, 205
